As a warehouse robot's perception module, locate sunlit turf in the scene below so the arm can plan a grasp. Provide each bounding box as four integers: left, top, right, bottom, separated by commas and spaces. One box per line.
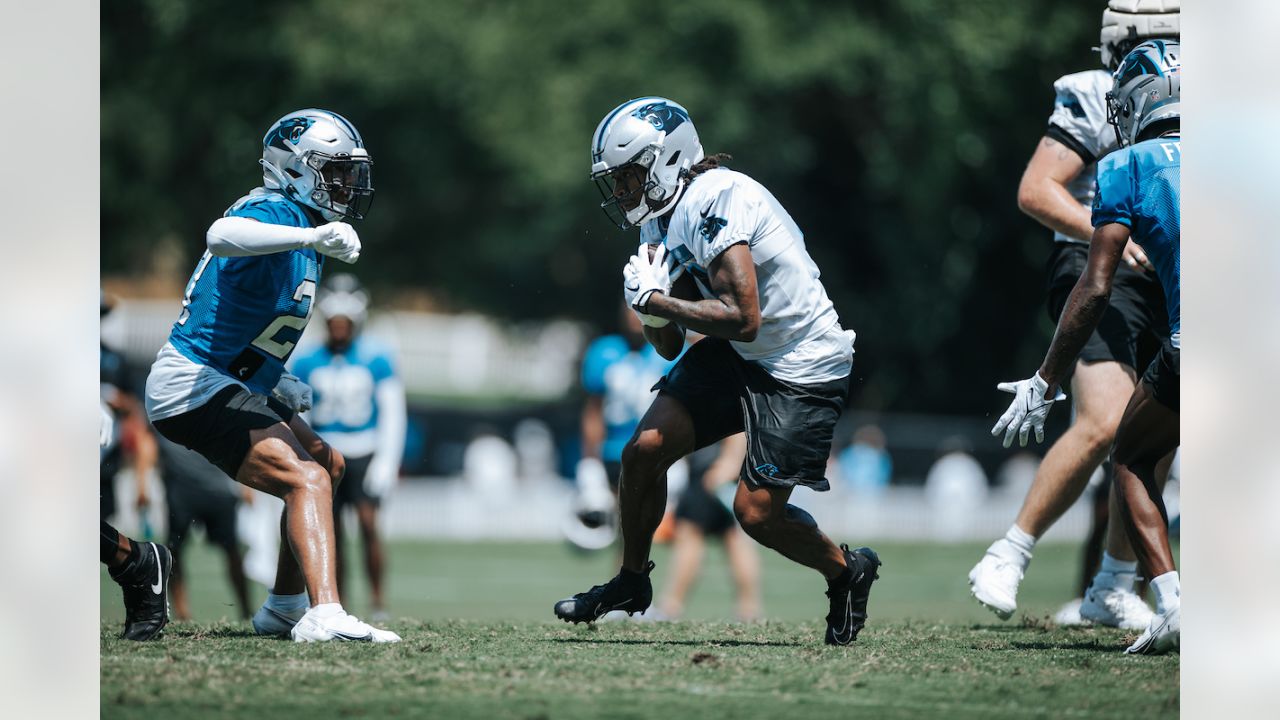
101, 540, 1177, 718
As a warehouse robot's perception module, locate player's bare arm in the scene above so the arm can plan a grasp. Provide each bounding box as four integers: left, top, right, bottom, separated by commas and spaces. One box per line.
1019, 136, 1152, 270
1017, 136, 1094, 242
642, 270, 695, 359
1039, 222, 1130, 391
643, 243, 760, 342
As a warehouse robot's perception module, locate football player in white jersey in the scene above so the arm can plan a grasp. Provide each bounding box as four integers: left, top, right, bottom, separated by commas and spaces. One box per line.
969, 1, 1178, 629
554, 98, 880, 645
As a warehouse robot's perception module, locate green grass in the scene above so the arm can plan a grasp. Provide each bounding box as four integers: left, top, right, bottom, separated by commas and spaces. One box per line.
101, 540, 1178, 719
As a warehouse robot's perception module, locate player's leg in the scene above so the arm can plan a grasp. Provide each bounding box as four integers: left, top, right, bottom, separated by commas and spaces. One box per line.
260, 414, 347, 599
236, 420, 396, 642
168, 533, 190, 621
722, 525, 762, 621
733, 483, 844, 576
618, 394, 697, 572
102, 519, 173, 641
970, 359, 1134, 619
205, 494, 251, 620
658, 521, 707, 619
1112, 380, 1180, 654
554, 392, 697, 623
354, 499, 387, 617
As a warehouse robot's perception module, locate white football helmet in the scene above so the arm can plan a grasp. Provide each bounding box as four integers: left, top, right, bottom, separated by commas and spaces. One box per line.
590, 97, 704, 229
1100, 0, 1179, 70
316, 273, 370, 329
1107, 40, 1180, 147
261, 109, 374, 221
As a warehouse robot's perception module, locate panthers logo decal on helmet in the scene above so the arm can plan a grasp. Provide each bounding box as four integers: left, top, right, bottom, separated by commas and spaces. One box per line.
632, 102, 689, 135
266, 117, 315, 151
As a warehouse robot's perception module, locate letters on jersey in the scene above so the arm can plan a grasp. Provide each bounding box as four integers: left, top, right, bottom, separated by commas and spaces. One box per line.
1092, 138, 1181, 342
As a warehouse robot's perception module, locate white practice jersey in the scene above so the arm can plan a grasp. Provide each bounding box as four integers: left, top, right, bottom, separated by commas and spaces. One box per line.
1045, 70, 1118, 245
640, 168, 853, 385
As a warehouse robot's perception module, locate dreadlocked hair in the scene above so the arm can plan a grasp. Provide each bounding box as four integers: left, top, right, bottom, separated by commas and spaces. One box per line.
684, 153, 733, 181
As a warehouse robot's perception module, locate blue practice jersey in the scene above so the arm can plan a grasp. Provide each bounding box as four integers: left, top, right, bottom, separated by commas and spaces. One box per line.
581, 335, 677, 463
167, 190, 323, 394
1092, 137, 1181, 341
292, 337, 397, 436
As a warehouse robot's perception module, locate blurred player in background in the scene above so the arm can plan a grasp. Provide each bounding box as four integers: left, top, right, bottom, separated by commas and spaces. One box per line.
291, 274, 406, 622
658, 433, 762, 622
556, 98, 878, 645
101, 402, 172, 641
143, 109, 399, 642
100, 293, 157, 528
970, 1, 1178, 629
994, 39, 1180, 653
567, 304, 679, 554
157, 434, 251, 621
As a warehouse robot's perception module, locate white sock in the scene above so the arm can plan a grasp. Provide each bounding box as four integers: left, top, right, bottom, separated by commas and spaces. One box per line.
309, 602, 346, 619
993, 525, 1036, 566
1150, 571, 1180, 614
1094, 552, 1138, 591
264, 591, 309, 613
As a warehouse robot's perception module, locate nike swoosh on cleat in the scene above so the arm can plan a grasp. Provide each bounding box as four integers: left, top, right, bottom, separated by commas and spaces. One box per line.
150, 544, 163, 595
331, 631, 374, 641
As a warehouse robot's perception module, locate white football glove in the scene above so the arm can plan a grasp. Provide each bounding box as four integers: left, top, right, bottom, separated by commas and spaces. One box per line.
272, 373, 313, 414
364, 456, 399, 498
991, 373, 1067, 448
312, 222, 362, 263
622, 261, 669, 328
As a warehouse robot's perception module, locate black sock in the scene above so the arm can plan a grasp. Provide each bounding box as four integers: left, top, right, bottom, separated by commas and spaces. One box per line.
828, 566, 854, 589
110, 539, 145, 584
619, 561, 654, 581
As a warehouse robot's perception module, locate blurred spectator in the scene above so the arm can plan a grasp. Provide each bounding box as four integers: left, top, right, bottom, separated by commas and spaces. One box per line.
836, 424, 892, 497
565, 306, 679, 552
924, 436, 989, 540
658, 434, 761, 621
464, 428, 519, 500
292, 274, 407, 621
100, 293, 157, 531
156, 434, 250, 621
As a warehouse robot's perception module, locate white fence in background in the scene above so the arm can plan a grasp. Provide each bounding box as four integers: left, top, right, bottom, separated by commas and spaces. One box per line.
101, 299, 588, 401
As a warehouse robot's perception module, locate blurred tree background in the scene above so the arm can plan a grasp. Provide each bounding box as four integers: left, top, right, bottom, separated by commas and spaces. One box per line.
102, 0, 1102, 415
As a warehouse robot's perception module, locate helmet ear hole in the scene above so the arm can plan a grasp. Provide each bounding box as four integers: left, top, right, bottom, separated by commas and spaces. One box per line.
665, 150, 682, 167
285, 168, 303, 179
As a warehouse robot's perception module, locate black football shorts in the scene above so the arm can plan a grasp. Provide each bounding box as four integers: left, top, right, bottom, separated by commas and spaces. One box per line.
654, 337, 849, 492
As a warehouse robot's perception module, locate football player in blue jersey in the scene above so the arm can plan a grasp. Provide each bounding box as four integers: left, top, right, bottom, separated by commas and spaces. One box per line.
567, 304, 680, 552
971, 1, 1180, 630
143, 109, 399, 642
291, 274, 406, 622
993, 41, 1181, 654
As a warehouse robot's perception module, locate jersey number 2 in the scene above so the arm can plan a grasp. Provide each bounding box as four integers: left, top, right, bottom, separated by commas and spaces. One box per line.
251, 279, 317, 359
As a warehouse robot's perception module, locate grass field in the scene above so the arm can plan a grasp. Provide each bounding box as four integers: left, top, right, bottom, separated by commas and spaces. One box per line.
101, 539, 1178, 719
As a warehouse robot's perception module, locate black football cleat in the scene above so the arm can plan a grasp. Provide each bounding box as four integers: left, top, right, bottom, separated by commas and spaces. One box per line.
112, 542, 173, 641
554, 561, 655, 623
824, 544, 881, 646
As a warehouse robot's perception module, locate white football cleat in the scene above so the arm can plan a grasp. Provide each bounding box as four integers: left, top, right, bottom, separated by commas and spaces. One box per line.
968, 552, 1023, 620
1125, 604, 1179, 655
290, 607, 402, 643
1080, 584, 1154, 630
252, 604, 307, 637
1053, 597, 1087, 626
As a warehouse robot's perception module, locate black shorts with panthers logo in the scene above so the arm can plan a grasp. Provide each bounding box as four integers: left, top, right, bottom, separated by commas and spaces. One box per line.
654, 337, 849, 492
